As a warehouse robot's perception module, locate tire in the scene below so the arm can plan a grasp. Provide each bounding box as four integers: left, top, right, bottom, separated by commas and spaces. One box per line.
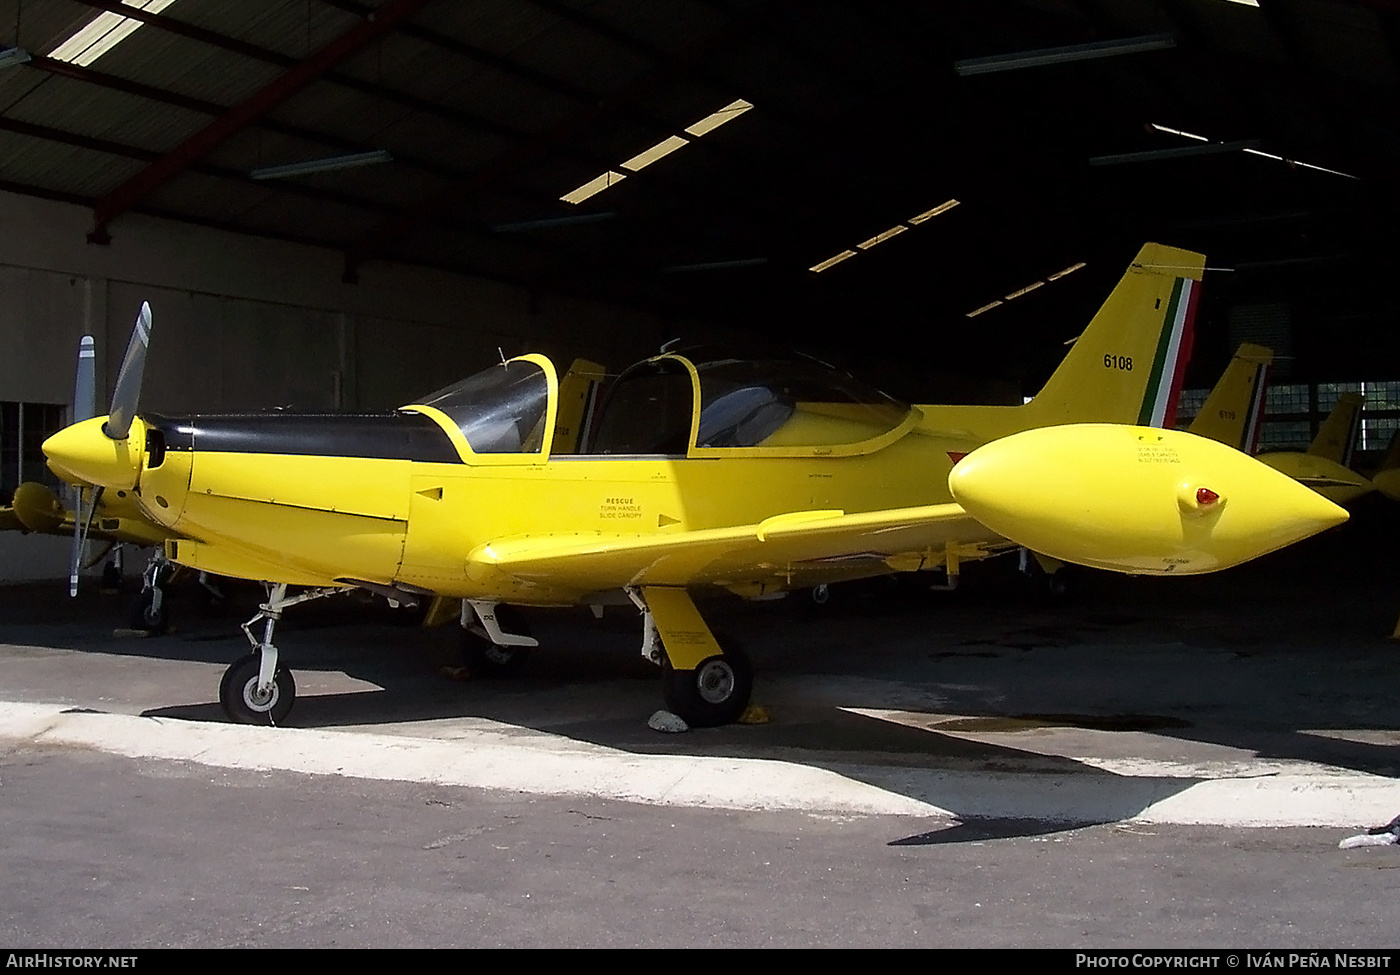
458, 629, 530, 677
219, 652, 296, 725
661, 639, 753, 728
127, 587, 169, 635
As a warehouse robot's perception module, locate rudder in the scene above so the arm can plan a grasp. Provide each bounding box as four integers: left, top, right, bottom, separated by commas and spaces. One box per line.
1020, 243, 1204, 429
1188, 343, 1272, 453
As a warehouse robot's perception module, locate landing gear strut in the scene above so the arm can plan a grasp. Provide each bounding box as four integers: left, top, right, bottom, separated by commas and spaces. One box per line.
127, 551, 171, 634
628, 587, 754, 727
218, 583, 349, 725
457, 600, 535, 677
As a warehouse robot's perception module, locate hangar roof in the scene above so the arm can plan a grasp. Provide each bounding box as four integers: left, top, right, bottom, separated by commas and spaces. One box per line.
1, 0, 1397, 391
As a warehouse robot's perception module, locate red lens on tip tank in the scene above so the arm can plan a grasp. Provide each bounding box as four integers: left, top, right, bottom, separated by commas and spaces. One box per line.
1196, 487, 1220, 506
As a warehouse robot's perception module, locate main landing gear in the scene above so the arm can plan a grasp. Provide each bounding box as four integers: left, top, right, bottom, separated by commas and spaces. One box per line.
218, 583, 350, 725
457, 600, 536, 677
212, 584, 753, 729
628, 587, 753, 727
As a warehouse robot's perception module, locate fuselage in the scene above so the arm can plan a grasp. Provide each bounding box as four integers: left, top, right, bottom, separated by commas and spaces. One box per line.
128, 406, 980, 603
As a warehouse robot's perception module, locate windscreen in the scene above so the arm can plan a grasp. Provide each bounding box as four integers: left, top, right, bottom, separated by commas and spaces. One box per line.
413, 360, 550, 454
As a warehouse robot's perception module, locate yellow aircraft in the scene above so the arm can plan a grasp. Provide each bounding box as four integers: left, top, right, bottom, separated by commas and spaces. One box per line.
1186, 345, 1373, 505
41, 244, 1348, 727
1258, 391, 1372, 505
1370, 431, 1400, 504
1187, 342, 1273, 453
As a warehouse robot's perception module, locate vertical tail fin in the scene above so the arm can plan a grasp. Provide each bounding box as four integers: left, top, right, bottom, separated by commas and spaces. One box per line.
1379, 427, 1400, 474
1018, 243, 1203, 429
1188, 343, 1272, 453
1310, 392, 1364, 466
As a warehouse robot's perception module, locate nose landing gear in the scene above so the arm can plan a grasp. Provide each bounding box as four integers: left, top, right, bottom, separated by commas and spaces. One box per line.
217, 583, 349, 724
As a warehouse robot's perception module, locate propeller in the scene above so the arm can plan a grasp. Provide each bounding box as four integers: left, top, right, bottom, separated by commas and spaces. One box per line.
67, 302, 153, 596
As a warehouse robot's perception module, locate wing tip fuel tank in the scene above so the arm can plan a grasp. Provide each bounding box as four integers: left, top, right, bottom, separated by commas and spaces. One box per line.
949, 424, 1348, 575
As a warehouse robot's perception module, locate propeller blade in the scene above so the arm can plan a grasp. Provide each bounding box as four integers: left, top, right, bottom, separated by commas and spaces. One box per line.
73, 335, 96, 424
68, 486, 103, 598
104, 302, 152, 441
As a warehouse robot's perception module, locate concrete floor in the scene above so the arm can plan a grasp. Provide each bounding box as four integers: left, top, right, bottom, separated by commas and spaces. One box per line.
5, 499, 1400, 946
4, 495, 1400, 828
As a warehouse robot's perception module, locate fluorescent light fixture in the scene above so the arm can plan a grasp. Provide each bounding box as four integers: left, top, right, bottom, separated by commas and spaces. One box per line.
810, 250, 856, 273
1047, 262, 1086, 281
664, 258, 769, 273
1218, 0, 1260, 7
1149, 123, 1208, 142
908, 200, 959, 224
857, 225, 908, 250
1293, 160, 1358, 178
1153, 123, 1359, 180
966, 300, 1004, 318
250, 149, 393, 180
621, 135, 690, 172
685, 99, 754, 137
1242, 148, 1358, 180
1089, 140, 1258, 166
1004, 281, 1045, 300
50, 0, 180, 67
955, 32, 1175, 76
492, 212, 617, 232
0, 47, 31, 68
560, 171, 627, 204
559, 98, 752, 203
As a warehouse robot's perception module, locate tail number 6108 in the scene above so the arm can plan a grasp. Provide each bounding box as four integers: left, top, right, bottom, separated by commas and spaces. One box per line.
1103, 354, 1133, 371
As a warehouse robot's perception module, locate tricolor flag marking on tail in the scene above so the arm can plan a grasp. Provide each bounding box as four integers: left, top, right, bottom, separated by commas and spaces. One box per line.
1342, 400, 1363, 468
1241, 360, 1270, 454
1136, 276, 1199, 428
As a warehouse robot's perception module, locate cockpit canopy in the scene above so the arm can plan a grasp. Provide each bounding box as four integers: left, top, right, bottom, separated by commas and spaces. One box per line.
413, 358, 551, 455
406, 350, 913, 461
590, 353, 911, 455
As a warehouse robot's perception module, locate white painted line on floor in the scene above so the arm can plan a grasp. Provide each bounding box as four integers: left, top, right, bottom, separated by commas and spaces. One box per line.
1, 701, 1396, 826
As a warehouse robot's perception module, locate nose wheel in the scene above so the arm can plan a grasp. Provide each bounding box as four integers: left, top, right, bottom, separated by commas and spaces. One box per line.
219, 651, 295, 725
217, 583, 349, 726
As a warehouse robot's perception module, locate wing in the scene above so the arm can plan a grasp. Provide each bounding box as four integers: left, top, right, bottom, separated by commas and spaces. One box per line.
467, 503, 1010, 598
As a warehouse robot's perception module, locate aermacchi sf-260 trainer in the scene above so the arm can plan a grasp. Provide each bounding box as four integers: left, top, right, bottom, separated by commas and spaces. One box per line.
42, 243, 1348, 727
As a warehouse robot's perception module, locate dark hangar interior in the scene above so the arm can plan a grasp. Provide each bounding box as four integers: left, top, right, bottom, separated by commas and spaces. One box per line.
0, 0, 1396, 405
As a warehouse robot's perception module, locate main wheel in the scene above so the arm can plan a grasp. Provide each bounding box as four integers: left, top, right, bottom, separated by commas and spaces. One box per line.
458, 629, 530, 677
127, 587, 169, 635
219, 652, 296, 725
661, 640, 753, 728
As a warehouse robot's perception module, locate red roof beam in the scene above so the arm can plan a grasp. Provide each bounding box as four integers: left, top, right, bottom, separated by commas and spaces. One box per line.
89, 0, 435, 243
